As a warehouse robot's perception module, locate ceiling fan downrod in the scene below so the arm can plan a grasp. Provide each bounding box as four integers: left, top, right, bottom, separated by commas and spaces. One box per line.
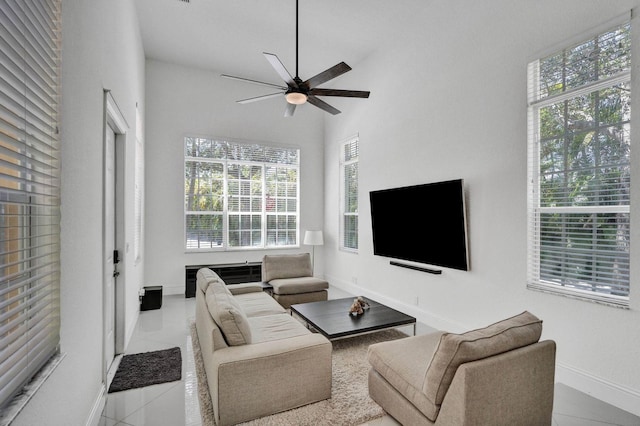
295, 0, 299, 78
220, 0, 370, 116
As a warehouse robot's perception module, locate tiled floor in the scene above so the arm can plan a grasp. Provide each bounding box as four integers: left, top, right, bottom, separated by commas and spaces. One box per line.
100, 288, 640, 426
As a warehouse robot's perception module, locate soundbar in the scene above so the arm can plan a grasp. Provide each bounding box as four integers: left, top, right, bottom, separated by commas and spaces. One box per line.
390, 261, 442, 275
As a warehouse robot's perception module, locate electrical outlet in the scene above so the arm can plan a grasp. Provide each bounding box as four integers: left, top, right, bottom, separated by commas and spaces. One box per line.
352, 276, 358, 285
415, 296, 419, 306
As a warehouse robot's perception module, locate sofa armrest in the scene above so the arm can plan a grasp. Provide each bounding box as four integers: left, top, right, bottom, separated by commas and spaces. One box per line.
211, 334, 332, 425
435, 340, 556, 426
227, 282, 263, 295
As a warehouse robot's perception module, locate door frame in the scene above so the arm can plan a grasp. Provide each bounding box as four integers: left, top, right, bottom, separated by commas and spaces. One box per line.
102, 90, 128, 383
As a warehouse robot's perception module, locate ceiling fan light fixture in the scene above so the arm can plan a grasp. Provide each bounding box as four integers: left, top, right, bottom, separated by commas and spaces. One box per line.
285, 92, 308, 105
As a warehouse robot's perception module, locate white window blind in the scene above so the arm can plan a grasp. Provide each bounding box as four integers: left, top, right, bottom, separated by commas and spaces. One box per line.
184, 137, 299, 250
0, 0, 61, 411
340, 136, 358, 251
527, 18, 631, 307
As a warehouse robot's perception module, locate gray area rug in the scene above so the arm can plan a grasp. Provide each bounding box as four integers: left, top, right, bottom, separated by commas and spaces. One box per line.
190, 322, 407, 425
108, 347, 182, 393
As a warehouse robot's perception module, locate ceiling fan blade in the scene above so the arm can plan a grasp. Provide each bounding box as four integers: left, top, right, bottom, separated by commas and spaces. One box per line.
307, 95, 341, 115
221, 74, 287, 90
284, 103, 297, 117
263, 52, 297, 88
304, 62, 352, 89
237, 92, 283, 104
309, 88, 370, 98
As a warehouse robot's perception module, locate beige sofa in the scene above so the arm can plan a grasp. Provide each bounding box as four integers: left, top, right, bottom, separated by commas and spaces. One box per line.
367, 311, 556, 426
262, 253, 329, 308
195, 268, 332, 426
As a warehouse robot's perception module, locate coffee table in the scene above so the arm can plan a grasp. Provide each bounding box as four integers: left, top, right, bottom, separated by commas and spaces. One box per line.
290, 297, 416, 340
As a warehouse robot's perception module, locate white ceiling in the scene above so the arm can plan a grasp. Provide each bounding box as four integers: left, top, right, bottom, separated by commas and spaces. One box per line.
134, 0, 428, 86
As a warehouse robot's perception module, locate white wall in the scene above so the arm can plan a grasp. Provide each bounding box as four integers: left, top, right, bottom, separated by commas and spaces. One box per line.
12, 0, 146, 425
324, 0, 640, 416
144, 60, 325, 295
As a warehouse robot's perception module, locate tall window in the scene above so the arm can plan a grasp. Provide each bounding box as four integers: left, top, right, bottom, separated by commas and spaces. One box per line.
0, 0, 62, 410
527, 19, 631, 307
340, 136, 359, 251
184, 137, 300, 250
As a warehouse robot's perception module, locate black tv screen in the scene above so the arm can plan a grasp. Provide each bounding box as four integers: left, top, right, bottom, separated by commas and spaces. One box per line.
369, 179, 469, 271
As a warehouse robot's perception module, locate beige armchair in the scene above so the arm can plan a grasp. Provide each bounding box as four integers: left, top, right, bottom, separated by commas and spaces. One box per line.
262, 253, 329, 308
367, 311, 556, 425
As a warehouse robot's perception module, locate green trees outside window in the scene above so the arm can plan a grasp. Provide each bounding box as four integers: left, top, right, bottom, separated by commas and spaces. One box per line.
528, 21, 631, 305
185, 137, 299, 250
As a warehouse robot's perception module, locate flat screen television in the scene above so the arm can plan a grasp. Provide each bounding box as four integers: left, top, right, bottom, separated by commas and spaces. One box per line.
369, 179, 469, 271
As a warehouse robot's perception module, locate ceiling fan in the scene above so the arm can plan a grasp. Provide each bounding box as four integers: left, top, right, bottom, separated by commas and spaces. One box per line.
221, 0, 370, 117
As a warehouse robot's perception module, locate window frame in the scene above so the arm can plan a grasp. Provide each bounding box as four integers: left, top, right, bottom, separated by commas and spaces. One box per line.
184, 136, 300, 252
526, 16, 632, 308
339, 135, 359, 252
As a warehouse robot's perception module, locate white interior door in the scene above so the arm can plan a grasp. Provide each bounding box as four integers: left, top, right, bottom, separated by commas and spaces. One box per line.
103, 91, 128, 385
104, 124, 117, 374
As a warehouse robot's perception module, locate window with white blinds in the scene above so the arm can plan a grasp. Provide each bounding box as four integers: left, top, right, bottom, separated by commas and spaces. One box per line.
527, 18, 631, 307
184, 137, 300, 250
0, 0, 62, 410
340, 136, 358, 251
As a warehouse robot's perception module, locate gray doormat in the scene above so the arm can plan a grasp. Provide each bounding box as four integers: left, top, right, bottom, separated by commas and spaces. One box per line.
108, 347, 182, 393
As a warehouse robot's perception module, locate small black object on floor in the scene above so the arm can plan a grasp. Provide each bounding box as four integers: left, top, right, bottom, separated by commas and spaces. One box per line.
140, 285, 163, 311
108, 347, 182, 393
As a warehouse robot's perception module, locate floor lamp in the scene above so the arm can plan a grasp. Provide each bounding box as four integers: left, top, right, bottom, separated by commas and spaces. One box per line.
304, 230, 324, 275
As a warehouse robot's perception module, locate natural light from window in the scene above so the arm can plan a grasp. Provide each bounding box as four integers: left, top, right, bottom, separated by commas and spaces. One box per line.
527, 19, 631, 307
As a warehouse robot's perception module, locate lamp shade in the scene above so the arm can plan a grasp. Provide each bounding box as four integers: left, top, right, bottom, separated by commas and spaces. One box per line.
303, 230, 324, 246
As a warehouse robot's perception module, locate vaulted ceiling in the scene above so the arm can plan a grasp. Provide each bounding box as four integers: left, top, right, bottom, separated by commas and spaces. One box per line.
134, 0, 427, 85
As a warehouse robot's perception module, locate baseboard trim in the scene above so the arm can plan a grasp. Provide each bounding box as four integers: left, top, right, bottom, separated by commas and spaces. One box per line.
327, 277, 468, 332
85, 384, 106, 426
556, 362, 640, 417
328, 277, 640, 418
162, 285, 183, 296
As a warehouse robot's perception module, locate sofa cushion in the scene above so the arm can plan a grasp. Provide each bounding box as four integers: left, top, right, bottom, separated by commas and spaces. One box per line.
262, 253, 312, 282
234, 292, 286, 317
197, 268, 227, 294
248, 314, 311, 343
227, 282, 263, 295
269, 276, 329, 295
368, 332, 445, 422
424, 311, 543, 407
206, 280, 252, 346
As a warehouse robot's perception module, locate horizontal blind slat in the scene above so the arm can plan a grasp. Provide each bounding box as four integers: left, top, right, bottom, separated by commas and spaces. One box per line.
0, 258, 57, 285
0, 109, 59, 155
0, 132, 59, 163
0, 273, 57, 311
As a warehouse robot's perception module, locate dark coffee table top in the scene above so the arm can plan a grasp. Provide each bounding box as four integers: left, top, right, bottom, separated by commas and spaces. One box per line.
290, 297, 416, 340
